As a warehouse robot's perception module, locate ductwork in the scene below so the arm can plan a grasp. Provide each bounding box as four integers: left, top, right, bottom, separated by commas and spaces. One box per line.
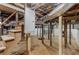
0, 3, 24, 13
43, 3, 76, 22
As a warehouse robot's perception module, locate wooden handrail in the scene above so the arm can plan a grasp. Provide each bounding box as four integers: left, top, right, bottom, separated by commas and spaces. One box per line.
2, 11, 16, 25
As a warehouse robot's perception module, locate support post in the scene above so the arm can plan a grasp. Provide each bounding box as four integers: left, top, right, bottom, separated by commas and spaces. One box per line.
49, 22, 52, 46
1, 17, 3, 35
41, 24, 44, 44
72, 24, 74, 29
69, 21, 71, 45
25, 33, 30, 54
59, 16, 63, 55
40, 25, 41, 38
48, 24, 50, 40
64, 20, 67, 48
21, 24, 24, 41
16, 11, 18, 26
37, 25, 38, 38
0, 11, 3, 36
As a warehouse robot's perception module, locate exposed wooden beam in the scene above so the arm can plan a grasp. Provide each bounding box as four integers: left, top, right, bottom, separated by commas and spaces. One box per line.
63, 15, 79, 20
0, 4, 24, 12
14, 3, 24, 8
64, 9, 79, 15
43, 15, 79, 24
36, 12, 43, 17
32, 4, 45, 9
2, 11, 16, 25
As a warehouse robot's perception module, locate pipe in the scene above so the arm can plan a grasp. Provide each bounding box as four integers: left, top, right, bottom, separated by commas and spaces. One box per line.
48, 4, 75, 18
42, 3, 75, 21
0, 3, 24, 13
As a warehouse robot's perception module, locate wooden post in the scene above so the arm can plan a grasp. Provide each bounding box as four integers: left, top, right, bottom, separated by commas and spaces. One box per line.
49, 22, 52, 46
0, 11, 3, 36
16, 11, 18, 26
40, 25, 41, 38
25, 33, 30, 54
21, 24, 24, 41
37, 25, 38, 38
64, 20, 67, 48
69, 21, 71, 45
41, 24, 44, 44
59, 16, 63, 55
48, 24, 50, 40
1, 17, 3, 35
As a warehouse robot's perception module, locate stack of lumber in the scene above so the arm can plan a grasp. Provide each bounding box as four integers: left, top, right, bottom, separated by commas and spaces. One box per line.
1, 35, 15, 41
0, 41, 6, 51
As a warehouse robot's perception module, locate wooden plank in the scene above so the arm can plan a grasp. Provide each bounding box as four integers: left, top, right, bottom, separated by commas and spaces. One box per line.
1, 35, 15, 41
63, 15, 79, 20
64, 9, 79, 15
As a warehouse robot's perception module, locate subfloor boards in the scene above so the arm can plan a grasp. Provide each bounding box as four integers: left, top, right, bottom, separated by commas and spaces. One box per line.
30, 35, 59, 55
